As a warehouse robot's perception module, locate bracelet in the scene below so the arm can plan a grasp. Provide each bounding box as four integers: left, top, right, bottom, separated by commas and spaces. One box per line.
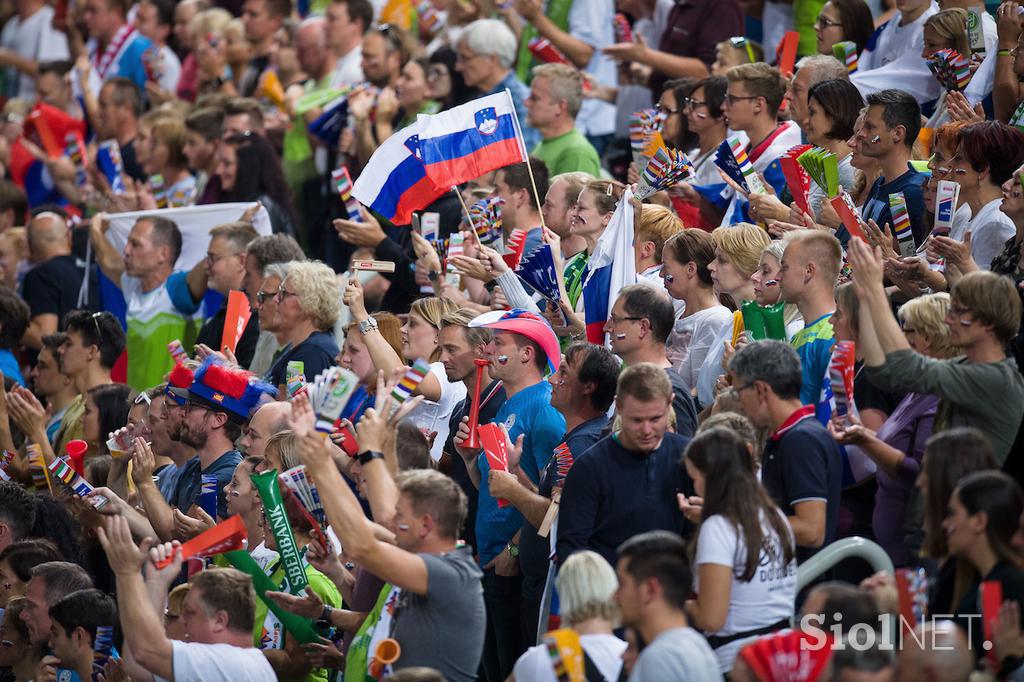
999, 49, 1015, 57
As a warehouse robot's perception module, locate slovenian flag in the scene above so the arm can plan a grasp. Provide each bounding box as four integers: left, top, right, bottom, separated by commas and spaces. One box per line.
351, 122, 447, 226
814, 362, 875, 487
417, 90, 528, 189
581, 188, 638, 344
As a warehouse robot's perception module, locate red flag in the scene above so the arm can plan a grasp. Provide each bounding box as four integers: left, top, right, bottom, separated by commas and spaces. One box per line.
477, 423, 509, 508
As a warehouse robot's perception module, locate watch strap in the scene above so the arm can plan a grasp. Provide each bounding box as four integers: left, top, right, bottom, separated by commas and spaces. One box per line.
359, 449, 385, 465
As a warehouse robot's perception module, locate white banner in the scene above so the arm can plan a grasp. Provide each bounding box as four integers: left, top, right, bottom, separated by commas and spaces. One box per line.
103, 202, 272, 271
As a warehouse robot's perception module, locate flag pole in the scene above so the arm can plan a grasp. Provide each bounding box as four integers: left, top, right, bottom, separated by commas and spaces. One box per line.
453, 185, 476, 234
503, 88, 547, 231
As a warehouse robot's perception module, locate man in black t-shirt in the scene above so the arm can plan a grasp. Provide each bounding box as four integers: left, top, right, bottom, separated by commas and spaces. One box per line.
729, 340, 842, 563
193, 223, 261, 369
21, 211, 99, 350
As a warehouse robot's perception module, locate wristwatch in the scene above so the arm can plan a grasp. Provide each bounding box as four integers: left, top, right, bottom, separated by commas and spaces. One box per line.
506, 542, 519, 558
427, 269, 440, 282
358, 316, 378, 335
359, 449, 385, 466
315, 604, 334, 631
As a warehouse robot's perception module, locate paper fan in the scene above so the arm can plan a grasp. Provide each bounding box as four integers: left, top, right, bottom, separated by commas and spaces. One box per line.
332, 166, 361, 220
48, 457, 108, 509
94, 625, 115, 668
503, 229, 528, 269
635, 147, 695, 200
628, 109, 664, 152
797, 147, 839, 198
303, 366, 360, 433
832, 41, 858, 73
714, 138, 749, 193
613, 13, 633, 43
467, 196, 503, 244
828, 341, 856, 420
309, 95, 349, 147
779, 144, 813, 215
280, 465, 327, 526
888, 192, 916, 257
516, 243, 561, 302
390, 359, 432, 415
738, 630, 834, 682
928, 48, 971, 92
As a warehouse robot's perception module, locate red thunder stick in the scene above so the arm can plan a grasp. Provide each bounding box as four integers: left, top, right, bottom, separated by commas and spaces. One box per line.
465, 358, 489, 449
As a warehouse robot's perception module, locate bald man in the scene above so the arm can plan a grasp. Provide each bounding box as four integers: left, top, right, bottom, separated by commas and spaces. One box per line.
237, 400, 291, 460
21, 212, 100, 350
296, 18, 334, 86
896, 621, 973, 682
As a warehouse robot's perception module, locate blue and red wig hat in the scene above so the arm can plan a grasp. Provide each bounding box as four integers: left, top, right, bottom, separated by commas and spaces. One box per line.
169, 357, 277, 424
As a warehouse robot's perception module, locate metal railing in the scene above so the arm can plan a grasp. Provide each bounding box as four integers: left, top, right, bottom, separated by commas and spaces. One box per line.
797, 536, 895, 592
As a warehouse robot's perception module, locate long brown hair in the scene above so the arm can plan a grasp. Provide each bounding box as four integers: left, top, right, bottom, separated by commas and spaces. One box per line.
921, 428, 998, 559
684, 427, 795, 581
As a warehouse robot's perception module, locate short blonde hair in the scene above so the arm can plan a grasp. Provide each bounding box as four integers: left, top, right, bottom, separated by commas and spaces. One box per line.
532, 63, 583, 118
555, 551, 619, 626
283, 260, 340, 330
784, 229, 842, 284
636, 205, 685, 263
899, 292, 959, 359
188, 8, 233, 43
711, 223, 771, 278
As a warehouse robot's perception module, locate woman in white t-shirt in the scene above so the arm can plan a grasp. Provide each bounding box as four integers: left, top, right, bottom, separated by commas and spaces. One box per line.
683, 427, 798, 674
511, 550, 626, 682
343, 287, 466, 461
662, 229, 733, 392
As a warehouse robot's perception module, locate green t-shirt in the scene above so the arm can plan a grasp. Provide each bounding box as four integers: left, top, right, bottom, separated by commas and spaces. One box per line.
531, 129, 601, 178
252, 557, 343, 682
121, 271, 200, 391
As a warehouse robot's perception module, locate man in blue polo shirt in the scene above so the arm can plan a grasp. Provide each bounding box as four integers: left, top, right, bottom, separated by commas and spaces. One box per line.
729, 340, 842, 563
454, 309, 565, 682
858, 89, 928, 246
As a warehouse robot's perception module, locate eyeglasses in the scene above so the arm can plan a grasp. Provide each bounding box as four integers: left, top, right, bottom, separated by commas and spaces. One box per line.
725, 93, 760, 104
815, 16, 843, 29
734, 382, 757, 393
185, 401, 210, 415
275, 285, 299, 302
655, 102, 680, 116
607, 314, 643, 325
427, 66, 449, 80
205, 251, 238, 266
681, 97, 706, 111
257, 289, 277, 305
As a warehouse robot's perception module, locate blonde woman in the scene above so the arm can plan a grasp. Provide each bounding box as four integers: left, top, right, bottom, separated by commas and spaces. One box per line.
921, 9, 974, 129
695, 224, 771, 409
830, 293, 958, 567
266, 261, 341, 390
511, 551, 625, 682
343, 284, 465, 460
